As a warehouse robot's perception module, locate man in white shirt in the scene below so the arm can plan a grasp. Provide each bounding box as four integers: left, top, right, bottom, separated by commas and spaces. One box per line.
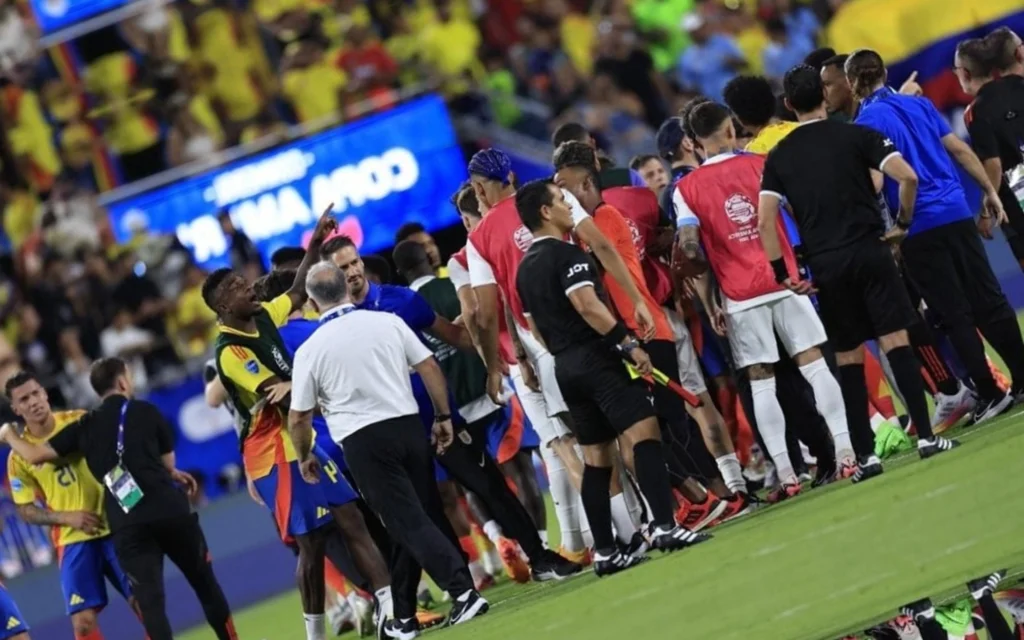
288, 262, 489, 639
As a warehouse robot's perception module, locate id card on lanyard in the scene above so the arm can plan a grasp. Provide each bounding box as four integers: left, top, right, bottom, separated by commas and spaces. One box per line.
102, 401, 144, 513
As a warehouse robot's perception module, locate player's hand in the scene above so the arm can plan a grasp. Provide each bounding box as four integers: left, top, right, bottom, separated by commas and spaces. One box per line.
633, 301, 657, 341
308, 203, 338, 246
246, 476, 264, 506
881, 226, 908, 245
978, 213, 998, 239
519, 358, 541, 393
709, 306, 728, 336
432, 419, 454, 455
171, 469, 198, 497
983, 191, 1008, 225
62, 510, 104, 535
781, 278, 817, 295
628, 347, 653, 376
898, 70, 923, 96
299, 456, 321, 484
486, 370, 506, 405
265, 381, 292, 405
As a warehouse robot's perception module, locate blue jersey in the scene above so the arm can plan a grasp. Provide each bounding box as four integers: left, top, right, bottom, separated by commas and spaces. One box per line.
355, 282, 437, 333
278, 319, 336, 450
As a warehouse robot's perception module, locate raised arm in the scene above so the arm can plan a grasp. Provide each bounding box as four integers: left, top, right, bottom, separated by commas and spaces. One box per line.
286, 204, 338, 312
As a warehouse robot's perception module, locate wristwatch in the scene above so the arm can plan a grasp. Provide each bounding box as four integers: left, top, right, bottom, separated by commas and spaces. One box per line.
615, 336, 640, 355
434, 413, 452, 422
895, 216, 911, 230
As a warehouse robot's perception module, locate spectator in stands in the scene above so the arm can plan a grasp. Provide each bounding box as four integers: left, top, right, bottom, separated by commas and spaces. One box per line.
762, 17, 816, 82
384, 11, 424, 87
723, 5, 769, 76
239, 106, 289, 145
676, 13, 746, 102
109, 250, 180, 378
170, 263, 218, 361
337, 23, 398, 109
629, 0, 692, 73
594, 14, 670, 128
217, 211, 264, 282
0, 79, 62, 195
574, 72, 657, 168
281, 37, 349, 129
166, 104, 221, 167
514, 14, 580, 111
420, 0, 483, 103
100, 304, 153, 392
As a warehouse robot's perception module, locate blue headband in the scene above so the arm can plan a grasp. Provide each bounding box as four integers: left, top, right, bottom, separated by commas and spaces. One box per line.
468, 148, 511, 184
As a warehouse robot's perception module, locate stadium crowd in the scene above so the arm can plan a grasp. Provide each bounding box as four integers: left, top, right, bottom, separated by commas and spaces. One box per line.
2, 1, 1024, 640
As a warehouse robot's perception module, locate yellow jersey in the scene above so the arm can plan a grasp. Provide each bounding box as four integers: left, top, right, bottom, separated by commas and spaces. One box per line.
7, 410, 109, 547
746, 121, 800, 155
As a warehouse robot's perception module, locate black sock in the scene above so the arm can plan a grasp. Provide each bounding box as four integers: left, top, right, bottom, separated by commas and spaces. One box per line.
631, 439, 676, 528
838, 363, 874, 459
908, 322, 959, 396
580, 465, 615, 552
978, 593, 1015, 640
915, 616, 948, 640
982, 315, 1024, 391
885, 346, 935, 440
946, 322, 1002, 400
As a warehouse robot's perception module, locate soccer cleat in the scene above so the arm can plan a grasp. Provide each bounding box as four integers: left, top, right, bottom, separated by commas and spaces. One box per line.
382, 618, 419, 640
348, 593, 374, 637
557, 545, 592, 567
675, 496, 728, 532
837, 458, 859, 480
968, 569, 1007, 600
932, 384, 976, 433
918, 436, 960, 459
620, 531, 650, 559
474, 573, 495, 591
811, 459, 837, 488
446, 590, 488, 626
414, 609, 444, 630
327, 600, 355, 636
649, 524, 712, 552
715, 492, 757, 523
496, 537, 531, 584
971, 392, 1014, 425
852, 456, 884, 484
416, 583, 435, 610
593, 548, 648, 577
530, 550, 583, 582
765, 480, 802, 504
900, 598, 937, 626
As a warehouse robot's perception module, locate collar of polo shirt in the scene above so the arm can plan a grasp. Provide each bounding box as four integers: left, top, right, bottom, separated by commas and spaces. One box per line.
319, 303, 357, 323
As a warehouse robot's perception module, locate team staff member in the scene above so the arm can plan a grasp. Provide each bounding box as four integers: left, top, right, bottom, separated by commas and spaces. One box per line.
5, 372, 138, 640
515, 180, 711, 577
849, 49, 1024, 421
288, 263, 488, 639
757, 65, 959, 484
0, 358, 236, 640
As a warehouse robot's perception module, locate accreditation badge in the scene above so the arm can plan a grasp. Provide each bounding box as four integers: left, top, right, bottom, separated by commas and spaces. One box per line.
104, 463, 145, 513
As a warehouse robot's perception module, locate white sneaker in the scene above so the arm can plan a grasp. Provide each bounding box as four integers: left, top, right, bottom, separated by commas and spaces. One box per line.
327, 600, 355, 636
931, 383, 976, 433
347, 593, 374, 637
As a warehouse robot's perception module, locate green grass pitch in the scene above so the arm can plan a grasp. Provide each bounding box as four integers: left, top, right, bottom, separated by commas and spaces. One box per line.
181, 412, 1024, 640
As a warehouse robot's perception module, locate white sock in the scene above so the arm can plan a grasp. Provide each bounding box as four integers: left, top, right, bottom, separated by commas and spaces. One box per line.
869, 408, 888, 433
482, 548, 501, 576
539, 446, 584, 552
537, 530, 549, 548
304, 613, 327, 640
618, 467, 644, 525
799, 359, 854, 459
375, 586, 393, 619
609, 493, 638, 543
750, 377, 796, 483
482, 520, 502, 545
714, 453, 746, 494
468, 560, 488, 584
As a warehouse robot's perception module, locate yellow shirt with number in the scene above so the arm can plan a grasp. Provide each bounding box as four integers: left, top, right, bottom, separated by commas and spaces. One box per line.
746, 121, 799, 155
7, 411, 108, 547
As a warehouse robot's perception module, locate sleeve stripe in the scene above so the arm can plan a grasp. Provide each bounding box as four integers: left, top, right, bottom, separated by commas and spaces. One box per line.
564, 281, 595, 296
878, 151, 901, 172
759, 190, 784, 201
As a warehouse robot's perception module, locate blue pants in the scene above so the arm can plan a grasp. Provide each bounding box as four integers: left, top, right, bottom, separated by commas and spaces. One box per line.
58, 537, 132, 615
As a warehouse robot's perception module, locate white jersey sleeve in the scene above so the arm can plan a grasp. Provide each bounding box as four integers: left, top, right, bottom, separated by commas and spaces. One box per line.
467, 238, 497, 286
562, 189, 591, 228
674, 189, 700, 228
448, 256, 470, 291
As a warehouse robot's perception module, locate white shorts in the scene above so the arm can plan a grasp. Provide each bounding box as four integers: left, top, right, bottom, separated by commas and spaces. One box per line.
509, 363, 571, 446
516, 326, 570, 417
662, 306, 708, 396
726, 294, 828, 369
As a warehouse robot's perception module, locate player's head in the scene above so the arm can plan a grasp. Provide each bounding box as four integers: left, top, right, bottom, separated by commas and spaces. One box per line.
90, 357, 134, 398
783, 64, 827, 116
362, 255, 391, 285
451, 183, 483, 233
656, 117, 689, 164
630, 154, 669, 192
820, 54, 852, 114
304, 261, 350, 311
270, 246, 305, 271
722, 75, 776, 131
393, 239, 434, 283
679, 95, 712, 158
844, 49, 887, 98
5, 371, 51, 426
253, 269, 296, 303
955, 38, 996, 95
320, 235, 366, 297
202, 268, 262, 320
468, 148, 515, 210
395, 222, 440, 269
688, 102, 737, 153
552, 141, 601, 204
986, 26, 1024, 75
804, 47, 837, 71
551, 122, 594, 150
516, 179, 574, 235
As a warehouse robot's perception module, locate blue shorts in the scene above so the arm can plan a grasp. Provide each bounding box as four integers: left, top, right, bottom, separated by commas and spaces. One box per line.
485, 396, 540, 464
0, 585, 27, 638
410, 372, 465, 483
58, 537, 131, 616
253, 447, 358, 540
315, 431, 349, 476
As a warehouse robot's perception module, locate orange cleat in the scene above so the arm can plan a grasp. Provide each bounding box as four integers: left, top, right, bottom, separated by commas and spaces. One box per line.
675, 496, 728, 531
416, 609, 445, 629
497, 537, 531, 583
766, 480, 802, 504
475, 573, 496, 591
557, 545, 592, 567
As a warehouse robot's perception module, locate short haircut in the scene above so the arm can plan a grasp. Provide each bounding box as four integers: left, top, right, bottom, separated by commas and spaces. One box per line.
451, 184, 480, 217
552, 141, 599, 179
722, 75, 776, 128
362, 255, 392, 283
804, 47, 837, 70
5, 371, 37, 399
821, 53, 849, 71
515, 179, 556, 232
89, 358, 128, 396
985, 27, 1020, 72
688, 102, 733, 139
551, 122, 589, 149
270, 247, 305, 269
783, 64, 826, 114
392, 239, 430, 276
305, 262, 348, 308
844, 49, 886, 94
956, 37, 994, 77
678, 95, 712, 140
395, 222, 427, 245
629, 154, 662, 171
319, 235, 356, 261
201, 267, 233, 311
253, 269, 296, 302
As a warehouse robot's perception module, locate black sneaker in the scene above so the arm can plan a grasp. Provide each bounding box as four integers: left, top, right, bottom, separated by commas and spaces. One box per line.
530, 550, 583, 582
971, 392, 1013, 425
811, 459, 838, 487
649, 524, 712, 552
446, 590, 488, 627
620, 531, 650, 558
918, 436, 960, 459
899, 598, 936, 625
382, 617, 419, 640
593, 548, 647, 577
968, 569, 1007, 600
852, 456, 883, 484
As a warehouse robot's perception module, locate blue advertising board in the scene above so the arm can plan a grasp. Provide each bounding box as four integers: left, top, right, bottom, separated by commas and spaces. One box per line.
107, 94, 468, 269
29, 0, 130, 34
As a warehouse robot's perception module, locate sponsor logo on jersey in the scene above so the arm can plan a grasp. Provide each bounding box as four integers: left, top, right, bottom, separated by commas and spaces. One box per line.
724, 193, 756, 226
6, 616, 21, 630
69, 594, 84, 606
244, 360, 260, 375
566, 263, 590, 278
513, 225, 533, 252
9, 479, 21, 492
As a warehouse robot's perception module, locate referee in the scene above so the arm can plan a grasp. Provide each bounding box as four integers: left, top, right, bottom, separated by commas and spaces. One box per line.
0, 358, 236, 640
756, 65, 959, 483
514, 179, 711, 577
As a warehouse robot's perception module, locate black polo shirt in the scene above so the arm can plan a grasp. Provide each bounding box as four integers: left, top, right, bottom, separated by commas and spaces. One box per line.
966, 75, 1024, 219
761, 119, 898, 260
49, 395, 191, 531
516, 236, 604, 355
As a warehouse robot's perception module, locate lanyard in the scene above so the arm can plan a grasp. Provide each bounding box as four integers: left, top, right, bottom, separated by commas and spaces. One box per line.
116, 400, 129, 461
319, 304, 358, 325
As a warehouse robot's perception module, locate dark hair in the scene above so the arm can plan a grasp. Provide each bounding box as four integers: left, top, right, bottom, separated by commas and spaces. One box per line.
392, 239, 431, 277
253, 269, 296, 302
844, 49, 886, 97
361, 255, 392, 284
688, 102, 733, 140
722, 75, 776, 128
201, 267, 233, 312
804, 47, 837, 70
89, 358, 128, 396
985, 27, 1020, 73
319, 235, 356, 261
956, 38, 994, 77
5, 371, 37, 399
678, 95, 712, 141
552, 140, 599, 174
270, 247, 305, 269
783, 64, 826, 114
395, 222, 427, 245
821, 53, 849, 71
451, 184, 480, 217
515, 179, 556, 232
551, 122, 590, 149
629, 154, 662, 171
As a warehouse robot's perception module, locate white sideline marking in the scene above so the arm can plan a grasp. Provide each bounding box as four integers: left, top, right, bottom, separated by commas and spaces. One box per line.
752, 543, 788, 558
805, 513, 874, 540
775, 603, 810, 619
940, 538, 979, 556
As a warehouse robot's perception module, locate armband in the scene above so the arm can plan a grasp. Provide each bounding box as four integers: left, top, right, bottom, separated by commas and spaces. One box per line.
771, 258, 789, 284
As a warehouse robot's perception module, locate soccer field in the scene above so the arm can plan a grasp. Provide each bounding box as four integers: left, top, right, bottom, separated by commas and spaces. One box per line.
182, 413, 1024, 640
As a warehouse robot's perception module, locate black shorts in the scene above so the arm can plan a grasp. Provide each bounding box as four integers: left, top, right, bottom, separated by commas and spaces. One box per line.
554, 343, 656, 446
809, 240, 918, 352
643, 339, 689, 426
